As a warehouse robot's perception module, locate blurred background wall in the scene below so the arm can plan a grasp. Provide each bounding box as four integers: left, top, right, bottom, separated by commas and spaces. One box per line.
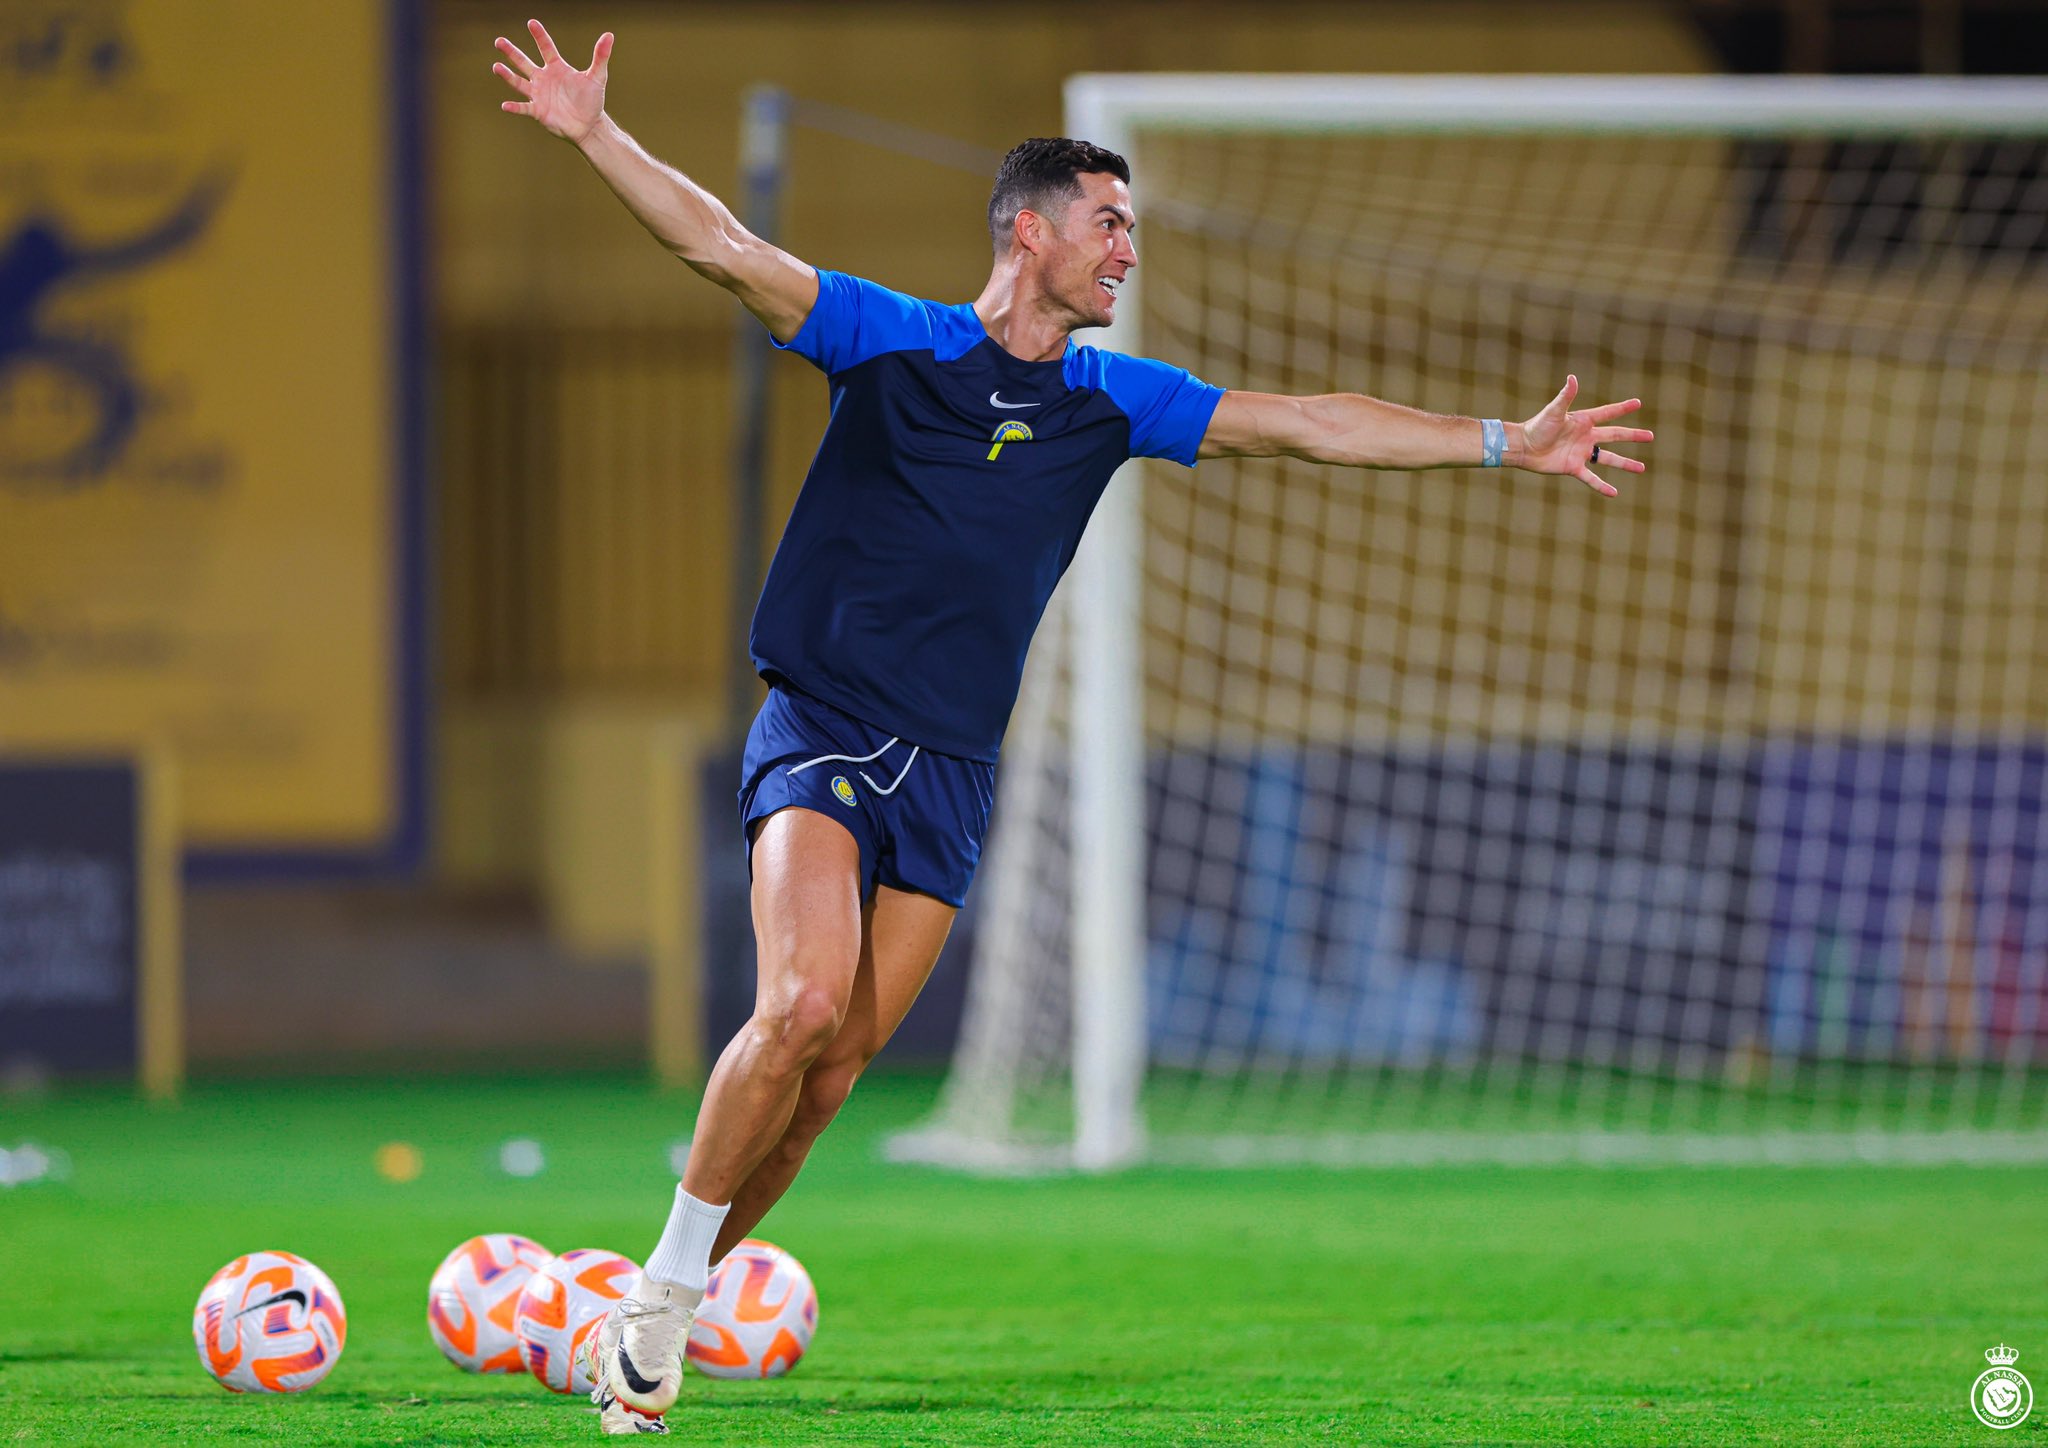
4, 0, 2043, 1078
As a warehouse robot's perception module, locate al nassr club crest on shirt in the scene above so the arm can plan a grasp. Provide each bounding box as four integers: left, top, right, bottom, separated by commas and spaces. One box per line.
986, 420, 1033, 460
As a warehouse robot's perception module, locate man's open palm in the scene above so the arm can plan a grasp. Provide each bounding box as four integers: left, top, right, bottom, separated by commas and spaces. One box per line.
1520, 375, 1652, 497
495, 19, 611, 144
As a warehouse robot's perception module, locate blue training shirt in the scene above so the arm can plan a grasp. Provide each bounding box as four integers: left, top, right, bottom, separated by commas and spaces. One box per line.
750, 269, 1224, 763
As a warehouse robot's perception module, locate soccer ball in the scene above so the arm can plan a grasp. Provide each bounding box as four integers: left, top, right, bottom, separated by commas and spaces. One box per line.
514, 1247, 638, 1393
687, 1239, 817, 1379
191, 1250, 348, 1393
427, 1233, 553, 1373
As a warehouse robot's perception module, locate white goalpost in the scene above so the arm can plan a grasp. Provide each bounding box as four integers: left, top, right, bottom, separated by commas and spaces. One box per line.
890, 74, 2048, 1172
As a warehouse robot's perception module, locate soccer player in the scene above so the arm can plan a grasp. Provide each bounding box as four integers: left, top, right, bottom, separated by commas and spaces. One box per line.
494, 20, 1652, 1435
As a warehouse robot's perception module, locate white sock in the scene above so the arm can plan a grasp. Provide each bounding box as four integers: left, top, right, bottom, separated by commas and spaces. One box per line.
642, 1185, 728, 1303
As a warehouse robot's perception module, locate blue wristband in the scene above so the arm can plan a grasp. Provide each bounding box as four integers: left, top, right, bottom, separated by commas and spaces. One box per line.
1480, 418, 1506, 468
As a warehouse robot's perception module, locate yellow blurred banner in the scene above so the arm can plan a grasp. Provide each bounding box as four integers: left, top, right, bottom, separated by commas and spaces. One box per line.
0, 1, 422, 866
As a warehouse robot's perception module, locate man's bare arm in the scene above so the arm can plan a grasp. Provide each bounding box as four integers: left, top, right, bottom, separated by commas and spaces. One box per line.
1200, 376, 1651, 496
570, 115, 817, 340
494, 19, 817, 342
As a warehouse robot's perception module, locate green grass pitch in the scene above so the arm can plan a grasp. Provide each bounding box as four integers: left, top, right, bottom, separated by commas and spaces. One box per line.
2, 1072, 2043, 1445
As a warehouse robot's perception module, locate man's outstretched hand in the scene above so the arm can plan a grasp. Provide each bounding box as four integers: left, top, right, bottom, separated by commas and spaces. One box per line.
1518, 375, 1653, 497
494, 18, 611, 145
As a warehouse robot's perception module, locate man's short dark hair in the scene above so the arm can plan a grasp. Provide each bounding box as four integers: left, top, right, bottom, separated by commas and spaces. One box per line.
987, 137, 1131, 252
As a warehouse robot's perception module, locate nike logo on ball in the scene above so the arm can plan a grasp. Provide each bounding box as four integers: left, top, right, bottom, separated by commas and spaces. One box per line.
236, 1289, 308, 1317
989, 392, 1040, 410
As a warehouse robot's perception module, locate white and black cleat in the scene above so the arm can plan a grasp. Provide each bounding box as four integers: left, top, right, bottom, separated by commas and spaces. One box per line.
593, 1273, 692, 1416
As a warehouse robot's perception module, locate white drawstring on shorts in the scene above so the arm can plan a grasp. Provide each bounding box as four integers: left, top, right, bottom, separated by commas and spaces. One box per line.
785, 737, 923, 796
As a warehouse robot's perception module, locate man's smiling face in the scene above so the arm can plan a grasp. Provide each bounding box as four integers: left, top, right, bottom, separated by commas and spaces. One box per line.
1038, 170, 1136, 330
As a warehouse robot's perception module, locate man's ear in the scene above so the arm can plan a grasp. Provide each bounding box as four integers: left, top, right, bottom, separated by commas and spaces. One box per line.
1015, 207, 1047, 256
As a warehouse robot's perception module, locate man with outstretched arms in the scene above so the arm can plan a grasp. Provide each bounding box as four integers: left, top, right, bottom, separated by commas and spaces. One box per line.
494, 20, 1653, 1436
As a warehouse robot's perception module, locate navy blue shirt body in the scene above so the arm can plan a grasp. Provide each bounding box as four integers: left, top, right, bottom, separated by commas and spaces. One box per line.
751, 270, 1223, 763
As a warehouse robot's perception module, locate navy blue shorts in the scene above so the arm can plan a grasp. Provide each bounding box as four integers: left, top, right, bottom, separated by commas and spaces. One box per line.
737, 684, 996, 908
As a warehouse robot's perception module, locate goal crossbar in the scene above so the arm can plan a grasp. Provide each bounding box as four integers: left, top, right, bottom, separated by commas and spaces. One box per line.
1068, 73, 2048, 138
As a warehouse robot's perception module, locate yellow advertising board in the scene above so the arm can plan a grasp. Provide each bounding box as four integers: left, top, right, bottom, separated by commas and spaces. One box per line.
0, 1, 422, 868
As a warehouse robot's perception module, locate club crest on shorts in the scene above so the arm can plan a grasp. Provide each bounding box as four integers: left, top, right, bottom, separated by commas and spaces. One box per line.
831, 774, 858, 807
1972, 1344, 2032, 1430
986, 419, 1033, 461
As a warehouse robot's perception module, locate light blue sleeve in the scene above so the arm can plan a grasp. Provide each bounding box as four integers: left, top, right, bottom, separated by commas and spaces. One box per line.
1090, 350, 1226, 467
772, 269, 938, 375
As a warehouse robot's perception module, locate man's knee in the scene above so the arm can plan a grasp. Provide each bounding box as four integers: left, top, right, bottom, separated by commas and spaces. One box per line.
749, 982, 847, 1071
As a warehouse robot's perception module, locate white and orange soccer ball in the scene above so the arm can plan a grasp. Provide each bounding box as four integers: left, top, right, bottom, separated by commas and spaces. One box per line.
513, 1247, 638, 1393
687, 1239, 818, 1379
191, 1250, 348, 1393
427, 1233, 553, 1373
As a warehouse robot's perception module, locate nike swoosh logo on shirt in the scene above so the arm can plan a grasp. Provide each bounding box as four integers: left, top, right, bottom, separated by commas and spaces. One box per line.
989, 392, 1040, 410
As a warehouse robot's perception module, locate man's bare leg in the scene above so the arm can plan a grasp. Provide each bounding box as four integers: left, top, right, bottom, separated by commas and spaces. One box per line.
605, 807, 863, 1416
710, 882, 955, 1262
677, 809, 867, 1203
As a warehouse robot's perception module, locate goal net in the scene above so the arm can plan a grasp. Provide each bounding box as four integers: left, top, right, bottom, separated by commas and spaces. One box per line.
890, 76, 2048, 1170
